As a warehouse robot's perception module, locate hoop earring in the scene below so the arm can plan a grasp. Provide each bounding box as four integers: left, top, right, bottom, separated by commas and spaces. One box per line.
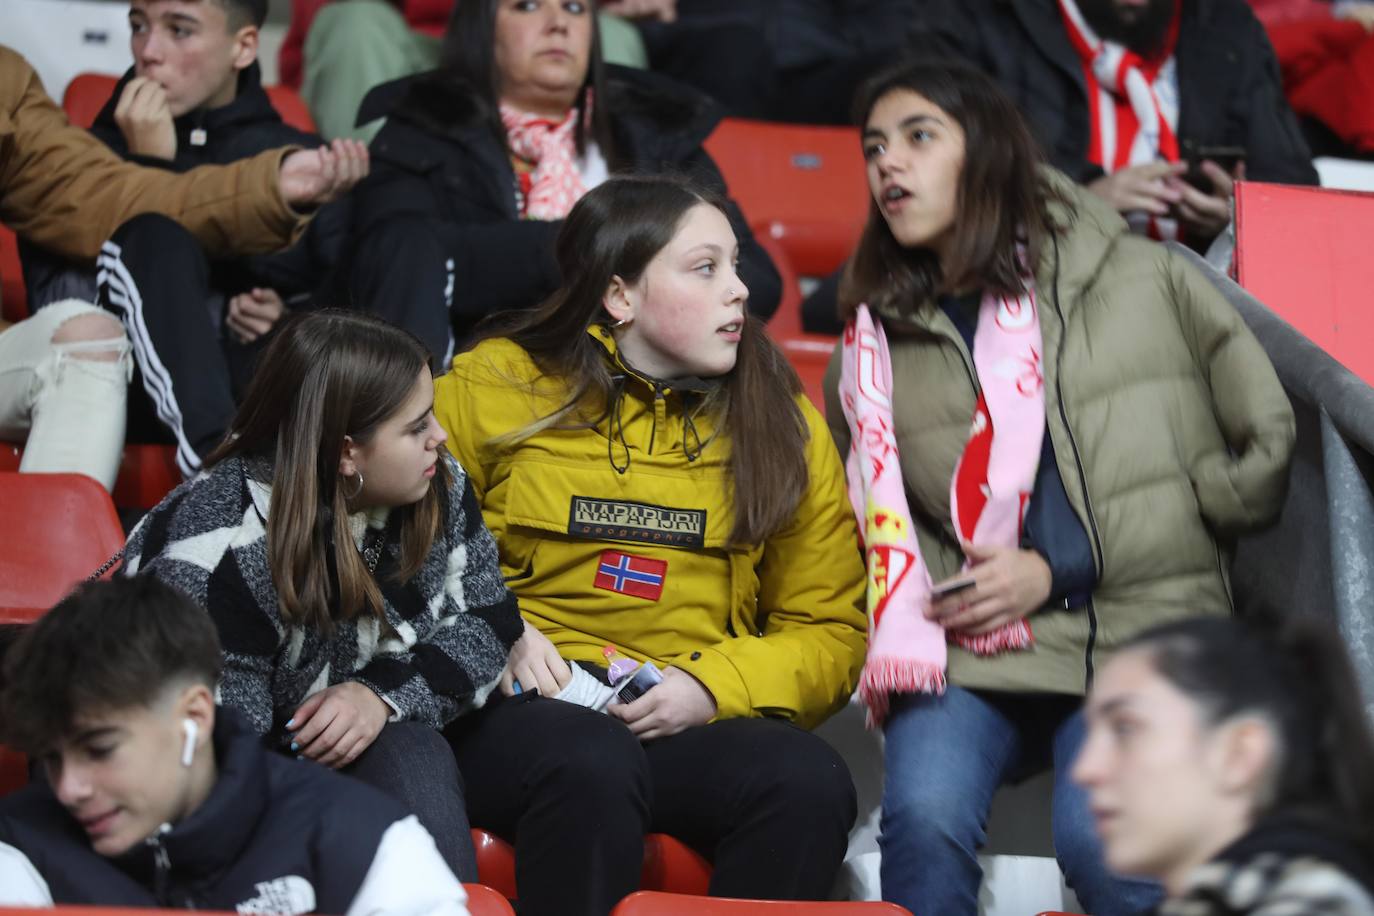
610, 316, 630, 329
342, 471, 364, 500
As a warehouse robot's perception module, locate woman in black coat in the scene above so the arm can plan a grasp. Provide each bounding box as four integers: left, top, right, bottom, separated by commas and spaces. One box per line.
344, 0, 780, 363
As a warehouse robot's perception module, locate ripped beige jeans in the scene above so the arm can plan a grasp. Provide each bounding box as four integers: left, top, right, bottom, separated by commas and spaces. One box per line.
0, 299, 132, 491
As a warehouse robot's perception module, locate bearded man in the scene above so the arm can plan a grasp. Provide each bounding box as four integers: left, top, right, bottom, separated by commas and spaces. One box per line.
909, 0, 1318, 247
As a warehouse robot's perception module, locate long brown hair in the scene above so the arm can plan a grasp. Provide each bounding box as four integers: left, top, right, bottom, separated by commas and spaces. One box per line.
840, 60, 1067, 319
476, 175, 808, 546
207, 310, 453, 632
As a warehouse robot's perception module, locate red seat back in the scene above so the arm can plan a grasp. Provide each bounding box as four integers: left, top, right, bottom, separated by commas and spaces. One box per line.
612, 892, 913, 915
0, 472, 124, 623
63, 72, 317, 135
265, 85, 317, 134
705, 119, 869, 277
62, 72, 118, 129
0, 225, 26, 323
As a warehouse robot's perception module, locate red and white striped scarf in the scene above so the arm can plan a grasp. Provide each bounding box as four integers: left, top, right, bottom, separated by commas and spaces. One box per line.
1058, 0, 1182, 239
500, 103, 587, 221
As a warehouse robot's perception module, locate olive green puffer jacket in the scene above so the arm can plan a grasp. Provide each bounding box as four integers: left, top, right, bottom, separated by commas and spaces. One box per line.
824, 174, 1295, 695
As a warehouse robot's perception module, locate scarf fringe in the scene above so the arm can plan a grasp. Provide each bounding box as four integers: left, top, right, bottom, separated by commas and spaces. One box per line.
859, 657, 947, 729
951, 621, 1035, 656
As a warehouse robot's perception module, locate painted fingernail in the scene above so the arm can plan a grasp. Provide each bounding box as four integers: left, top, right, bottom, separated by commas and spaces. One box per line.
290, 741, 299, 751
286, 718, 295, 729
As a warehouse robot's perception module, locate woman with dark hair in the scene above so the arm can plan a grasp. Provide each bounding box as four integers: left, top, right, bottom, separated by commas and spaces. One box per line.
433, 174, 867, 916
1075, 615, 1374, 915
344, 0, 781, 364
823, 60, 1296, 915
121, 309, 524, 882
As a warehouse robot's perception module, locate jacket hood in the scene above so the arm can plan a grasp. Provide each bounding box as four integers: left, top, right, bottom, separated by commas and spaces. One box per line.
92, 62, 286, 159
112, 707, 270, 894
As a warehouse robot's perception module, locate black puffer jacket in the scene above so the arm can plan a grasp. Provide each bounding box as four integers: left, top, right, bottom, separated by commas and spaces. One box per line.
909, 0, 1318, 187
0, 709, 421, 911
348, 64, 780, 323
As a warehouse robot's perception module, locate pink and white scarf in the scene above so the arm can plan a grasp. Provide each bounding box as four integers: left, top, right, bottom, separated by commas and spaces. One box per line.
500, 103, 586, 221
840, 291, 1045, 727
1058, 0, 1182, 240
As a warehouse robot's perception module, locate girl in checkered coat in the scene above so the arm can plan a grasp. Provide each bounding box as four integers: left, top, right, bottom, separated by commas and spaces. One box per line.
121, 309, 523, 882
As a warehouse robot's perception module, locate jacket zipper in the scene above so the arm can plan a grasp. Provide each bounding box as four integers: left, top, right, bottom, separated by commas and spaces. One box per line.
1047, 234, 1106, 691
145, 824, 174, 906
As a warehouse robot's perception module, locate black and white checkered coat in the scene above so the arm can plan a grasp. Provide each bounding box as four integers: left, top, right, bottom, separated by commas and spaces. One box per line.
123, 453, 523, 739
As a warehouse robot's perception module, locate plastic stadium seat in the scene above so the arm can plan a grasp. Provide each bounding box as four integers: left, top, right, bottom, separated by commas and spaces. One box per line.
62, 72, 117, 130
705, 119, 869, 277
63, 72, 318, 134
0, 442, 182, 511
470, 829, 714, 901
471, 829, 518, 900
464, 883, 516, 916
0, 472, 124, 623
109, 443, 182, 511
612, 892, 913, 915
265, 85, 318, 134
0, 225, 26, 322
755, 228, 839, 414
754, 231, 802, 326
0, 745, 28, 797
641, 833, 712, 896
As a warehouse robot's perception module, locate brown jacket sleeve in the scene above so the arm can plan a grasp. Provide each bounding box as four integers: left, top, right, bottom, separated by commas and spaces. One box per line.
0, 45, 305, 261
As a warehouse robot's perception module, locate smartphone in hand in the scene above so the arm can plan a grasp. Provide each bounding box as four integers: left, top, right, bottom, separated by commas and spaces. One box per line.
931, 576, 977, 600
1184, 146, 1246, 194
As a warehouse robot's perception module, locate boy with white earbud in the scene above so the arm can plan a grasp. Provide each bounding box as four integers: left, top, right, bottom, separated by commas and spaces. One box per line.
0, 576, 470, 915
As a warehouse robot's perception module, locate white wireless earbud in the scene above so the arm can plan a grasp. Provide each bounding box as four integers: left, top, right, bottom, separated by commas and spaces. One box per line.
180, 719, 198, 768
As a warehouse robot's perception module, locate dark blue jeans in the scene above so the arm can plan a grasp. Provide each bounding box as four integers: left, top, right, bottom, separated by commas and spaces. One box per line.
879, 686, 1162, 916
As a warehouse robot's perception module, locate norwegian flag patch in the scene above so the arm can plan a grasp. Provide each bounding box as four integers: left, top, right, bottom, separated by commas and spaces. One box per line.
593, 551, 667, 600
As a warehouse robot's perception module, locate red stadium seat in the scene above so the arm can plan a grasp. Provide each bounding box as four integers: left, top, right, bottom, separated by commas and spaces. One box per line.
612, 892, 913, 915
265, 85, 318, 134
0, 472, 124, 623
0, 443, 182, 511
464, 883, 516, 916
756, 227, 839, 414
754, 231, 803, 328
109, 443, 182, 511
641, 833, 712, 896
0, 225, 27, 322
62, 72, 118, 129
62, 72, 318, 134
0, 745, 28, 797
471, 829, 518, 900
705, 119, 869, 277
470, 829, 714, 902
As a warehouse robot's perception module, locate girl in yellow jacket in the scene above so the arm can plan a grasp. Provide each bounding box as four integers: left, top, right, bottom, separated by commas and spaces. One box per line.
434, 175, 867, 916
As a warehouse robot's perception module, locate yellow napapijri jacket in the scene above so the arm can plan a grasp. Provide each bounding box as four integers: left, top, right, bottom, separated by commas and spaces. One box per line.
435, 327, 867, 729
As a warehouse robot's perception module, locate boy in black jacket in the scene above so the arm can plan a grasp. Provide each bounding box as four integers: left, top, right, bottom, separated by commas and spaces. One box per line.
22, 0, 351, 477
0, 576, 468, 915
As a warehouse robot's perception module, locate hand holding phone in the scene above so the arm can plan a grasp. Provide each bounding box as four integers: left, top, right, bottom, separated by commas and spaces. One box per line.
930, 575, 977, 600
1184, 146, 1246, 195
